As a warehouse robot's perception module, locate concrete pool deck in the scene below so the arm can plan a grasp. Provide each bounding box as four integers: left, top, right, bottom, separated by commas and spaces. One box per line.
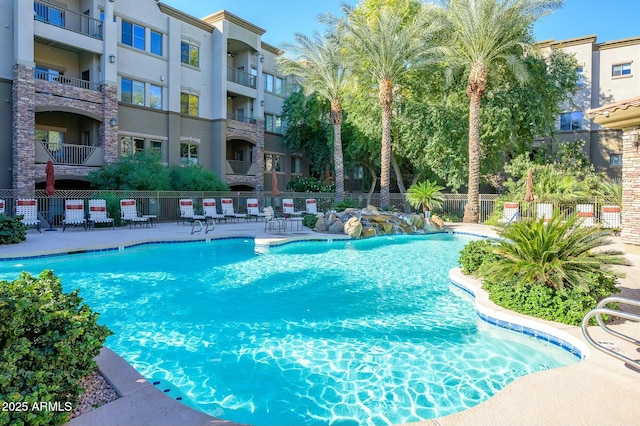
1, 221, 638, 426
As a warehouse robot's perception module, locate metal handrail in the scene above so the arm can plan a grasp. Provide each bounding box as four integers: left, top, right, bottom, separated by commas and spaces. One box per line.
581, 296, 640, 369
34, 0, 103, 40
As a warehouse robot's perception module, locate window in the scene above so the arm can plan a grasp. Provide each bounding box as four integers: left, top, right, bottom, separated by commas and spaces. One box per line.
120, 136, 165, 160
610, 154, 622, 167
265, 153, 282, 172
263, 72, 274, 92
120, 136, 144, 156
180, 93, 199, 116
353, 165, 364, 179
560, 111, 582, 131
150, 30, 162, 55
150, 140, 163, 156
576, 66, 584, 87
122, 20, 145, 50
275, 77, 284, 95
612, 63, 632, 77
180, 143, 199, 165
181, 42, 199, 67
35, 129, 64, 147
121, 78, 145, 106
264, 114, 282, 133
150, 84, 162, 109
291, 156, 301, 174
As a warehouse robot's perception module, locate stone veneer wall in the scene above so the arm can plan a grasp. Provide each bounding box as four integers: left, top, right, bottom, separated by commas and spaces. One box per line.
226, 119, 265, 192
11, 64, 118, 193
621, 127, 640, 247
12, 65, 36, 197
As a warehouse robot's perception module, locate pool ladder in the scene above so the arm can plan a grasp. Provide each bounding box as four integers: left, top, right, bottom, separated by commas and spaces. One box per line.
581, 296, 640, 369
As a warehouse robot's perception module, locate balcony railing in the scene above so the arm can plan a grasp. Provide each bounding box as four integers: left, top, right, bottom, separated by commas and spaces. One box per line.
226, 160, 256, 176
35, 69, 102, 92
34, 0, 103, 40
35, 141, 103, 166
227, 113, 259, 124
227, 67, 256, 88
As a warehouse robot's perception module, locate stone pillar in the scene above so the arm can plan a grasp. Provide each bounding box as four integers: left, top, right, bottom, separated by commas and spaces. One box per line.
12, 64, 36, 196
102, 84, 119, 163
621, 127, 640, 247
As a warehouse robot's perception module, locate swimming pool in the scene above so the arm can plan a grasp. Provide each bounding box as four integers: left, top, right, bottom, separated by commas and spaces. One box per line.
0, 234, 578, 425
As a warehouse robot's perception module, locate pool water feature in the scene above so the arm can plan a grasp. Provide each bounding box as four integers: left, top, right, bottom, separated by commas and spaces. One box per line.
0, 234, 579, 425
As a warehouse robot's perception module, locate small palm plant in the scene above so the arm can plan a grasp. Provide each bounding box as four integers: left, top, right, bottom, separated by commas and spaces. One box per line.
406, 180, 445, 216
480, 211, 626, 292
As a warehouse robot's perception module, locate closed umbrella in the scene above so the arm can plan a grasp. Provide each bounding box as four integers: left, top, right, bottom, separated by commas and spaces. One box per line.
45, 160, 57, 231
45, 160, 56, 196
524, 168, 534, 202
271, 169, 280, 197
523, 168, 535, 220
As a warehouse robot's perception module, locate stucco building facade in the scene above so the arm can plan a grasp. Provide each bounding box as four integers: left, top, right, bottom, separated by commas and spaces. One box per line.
0, 0, 305, 195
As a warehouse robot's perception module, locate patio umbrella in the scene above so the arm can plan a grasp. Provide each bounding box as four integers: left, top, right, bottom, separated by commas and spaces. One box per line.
524, 168, 534, 202
271, 169, 280, 197
44, 160, 57, 231
45, 160, 56, 196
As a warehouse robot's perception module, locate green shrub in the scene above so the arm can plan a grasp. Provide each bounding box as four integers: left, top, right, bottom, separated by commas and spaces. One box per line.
286, 176, 334, 192
333, 198, 359, 212
302, 214, 318, 229
0, 271, 112, 425
0, 215, 26, 245
483, 272, 619, 326
458, 239, 500, 276
169, 166, 229, 191
88, 152, 228, 191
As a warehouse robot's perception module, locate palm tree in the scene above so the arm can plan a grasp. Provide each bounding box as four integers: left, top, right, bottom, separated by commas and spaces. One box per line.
481, 212, 625, 292
443, 0, 562, 223
406, 180, 445, 215
337, 3, 442, 208
278, 32, 348, 202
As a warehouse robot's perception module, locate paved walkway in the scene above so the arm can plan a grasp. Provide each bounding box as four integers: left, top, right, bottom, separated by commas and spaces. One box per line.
1, 221, 639, 426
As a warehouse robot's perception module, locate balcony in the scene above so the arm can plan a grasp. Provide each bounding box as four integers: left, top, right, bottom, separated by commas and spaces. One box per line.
35, 69, 101, 92
226, 160, 255, 176
35, 141, 103, 166
34, 0, 103, 40
227, 67, 256, 89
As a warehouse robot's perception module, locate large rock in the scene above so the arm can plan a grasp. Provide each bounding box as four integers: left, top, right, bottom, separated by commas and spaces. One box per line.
329, 219, 345, 234
431, 215, 445, 229
344, 217, 363, 239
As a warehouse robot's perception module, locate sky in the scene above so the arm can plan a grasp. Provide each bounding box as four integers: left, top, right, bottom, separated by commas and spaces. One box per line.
162, 0, 640, 48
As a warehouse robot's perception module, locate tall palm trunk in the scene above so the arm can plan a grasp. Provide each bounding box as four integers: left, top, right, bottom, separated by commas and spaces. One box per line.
463, 66, 486, 223
379, 78, 394, 208
331, 100, 345, 202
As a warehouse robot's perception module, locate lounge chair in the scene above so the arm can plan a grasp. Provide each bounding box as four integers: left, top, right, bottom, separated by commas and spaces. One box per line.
536, 203, 553, 223
282, 198, 302, 217
62, 199, 87, 231
305, 198, 318, 215
16, 199, 40, 232
178, 199, 206, 224
264, 206, 286, 232
221, 198, 247, 222
202, 198, 225, 222
601, 205, 621, 228
88, 199, 114, 229
120, 199, 149, 228
246, 198, 266, 221
0, 199, 5, 215
576, 204, 595, 227
499, 202, 520, 224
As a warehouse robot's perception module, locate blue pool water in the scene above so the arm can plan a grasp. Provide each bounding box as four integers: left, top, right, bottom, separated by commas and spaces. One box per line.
0, 234, 578, 425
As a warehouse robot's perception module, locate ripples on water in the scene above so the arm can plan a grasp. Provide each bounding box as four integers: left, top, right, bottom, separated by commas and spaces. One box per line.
0, 235, 578, 425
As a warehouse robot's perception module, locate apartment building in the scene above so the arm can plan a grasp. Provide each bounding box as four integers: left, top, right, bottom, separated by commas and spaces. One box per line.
0, 0, 305, 195
538, 35, 640, 179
